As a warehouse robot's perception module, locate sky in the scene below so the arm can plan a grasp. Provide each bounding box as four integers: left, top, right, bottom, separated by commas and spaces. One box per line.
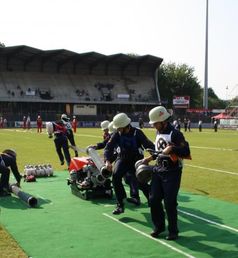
1, 0, 238, 100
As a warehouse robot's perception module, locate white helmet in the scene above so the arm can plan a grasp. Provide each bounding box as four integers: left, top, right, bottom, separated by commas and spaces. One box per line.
100, 120, 110, 130
61, 113, 69, 121
149, 106, 171, 124
46, 122, 54, 135
108, 121, 116, 134
113, 113, 131, 129
3, 149, 17, 158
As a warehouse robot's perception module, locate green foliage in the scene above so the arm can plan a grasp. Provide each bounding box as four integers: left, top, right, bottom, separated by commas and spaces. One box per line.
158, 62, 226, 109
158, 63, 202, 108
208, 88, 226, 108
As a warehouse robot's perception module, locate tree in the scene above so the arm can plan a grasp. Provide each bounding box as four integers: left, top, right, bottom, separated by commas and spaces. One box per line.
0, 42, 5, 47
157, 63, 202, 108
207, 88, 226, 109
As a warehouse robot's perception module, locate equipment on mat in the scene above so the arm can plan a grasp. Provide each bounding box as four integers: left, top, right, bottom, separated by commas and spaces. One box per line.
10, 184, 38, 207
24, 164, 54, 177
67, 147, 113, 200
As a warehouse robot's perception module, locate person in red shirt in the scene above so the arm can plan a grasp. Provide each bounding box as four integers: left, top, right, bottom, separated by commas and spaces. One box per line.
36, 115, 43, 133
71, 116, 77, 133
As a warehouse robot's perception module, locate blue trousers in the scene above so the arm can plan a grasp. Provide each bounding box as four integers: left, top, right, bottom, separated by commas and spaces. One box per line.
54, 135, 71, 166
150, 167, 182, 234
113, 158, 149, 205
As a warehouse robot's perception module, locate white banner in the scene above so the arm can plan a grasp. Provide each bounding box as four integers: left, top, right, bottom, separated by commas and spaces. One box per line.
73, 104, 97, 115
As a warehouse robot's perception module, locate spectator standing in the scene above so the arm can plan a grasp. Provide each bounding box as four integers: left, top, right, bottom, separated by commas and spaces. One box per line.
72, 115, 77, 133
3, 118, 7, 128
23, 116, 27, 129
214, 119, 218, 132
184, 118, 188, 132
187, 119, 191, 132
26, 115, 31, 130
0, 117, 3, 128
198, 120, 202, 132
36, 115, 43, 133
138, 117, 144, 129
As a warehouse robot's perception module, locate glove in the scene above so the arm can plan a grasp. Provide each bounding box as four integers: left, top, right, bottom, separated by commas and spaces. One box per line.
87, 145, 97, 150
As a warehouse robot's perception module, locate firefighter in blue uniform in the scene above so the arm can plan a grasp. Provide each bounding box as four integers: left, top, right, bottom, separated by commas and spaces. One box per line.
89, 120, 111, 150
142, 106, 191, 240
104, 113, 155, 214
0, 149, 22, 197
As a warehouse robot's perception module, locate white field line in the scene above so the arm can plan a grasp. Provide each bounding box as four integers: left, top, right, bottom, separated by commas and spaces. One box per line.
123, 190, 238, 233
178, 209, 238, 233
103, 213, 196, 258
190, 146, 234, 151
74, 133, 101, 138
185, 164, 238, 176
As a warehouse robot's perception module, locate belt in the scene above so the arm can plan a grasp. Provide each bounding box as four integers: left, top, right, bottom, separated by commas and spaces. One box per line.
157, 158, 179, 170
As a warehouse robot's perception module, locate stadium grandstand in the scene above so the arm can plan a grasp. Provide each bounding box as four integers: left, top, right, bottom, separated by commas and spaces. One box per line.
0, 45, 163, 127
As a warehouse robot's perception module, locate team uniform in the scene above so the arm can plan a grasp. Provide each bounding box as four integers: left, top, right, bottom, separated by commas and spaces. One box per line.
95, 130, 111, 150
147, 106, 191, 240
51, 121, 71, 166
104, 125, 154, 212
61, 114, 78, 157
0, 150, 22, 196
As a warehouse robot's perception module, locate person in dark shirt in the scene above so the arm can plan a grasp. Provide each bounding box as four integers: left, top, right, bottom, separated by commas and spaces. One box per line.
104, 113, 155, 215
61, 114, 78, 157
46, 120, 71, 167
142, 106, 191, 241
89, 120, 111, 150
0, 149, 22, 197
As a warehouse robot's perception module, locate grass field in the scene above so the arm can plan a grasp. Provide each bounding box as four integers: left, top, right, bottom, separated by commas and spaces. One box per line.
0, 127, 238, 257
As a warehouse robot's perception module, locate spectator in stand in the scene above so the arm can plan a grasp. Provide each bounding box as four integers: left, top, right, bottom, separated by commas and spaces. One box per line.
72, 116, 77, 133
26, 115, 31, 130
23, 116, 27, 129
36, 115, 43, 133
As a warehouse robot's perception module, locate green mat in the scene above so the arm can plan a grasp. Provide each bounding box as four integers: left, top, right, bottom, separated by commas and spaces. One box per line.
0, 171, 237, 258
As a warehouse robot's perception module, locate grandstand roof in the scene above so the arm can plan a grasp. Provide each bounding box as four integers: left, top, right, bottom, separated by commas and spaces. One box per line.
0, 45, 163, 73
